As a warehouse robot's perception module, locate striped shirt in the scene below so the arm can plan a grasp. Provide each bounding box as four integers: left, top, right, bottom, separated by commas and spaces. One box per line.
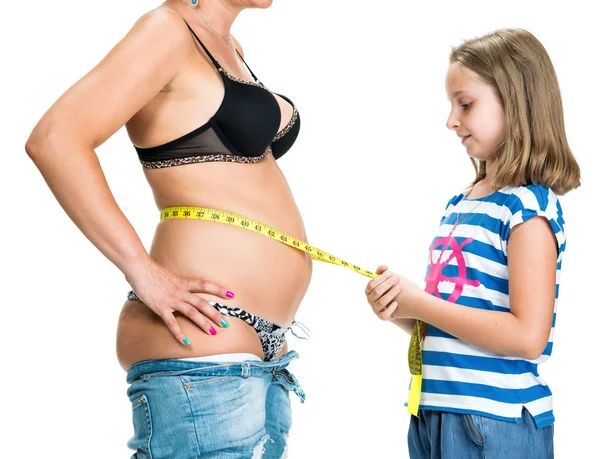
417, 184, 565, 429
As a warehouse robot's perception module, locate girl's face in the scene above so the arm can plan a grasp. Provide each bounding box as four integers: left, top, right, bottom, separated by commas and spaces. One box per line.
445, 63, 505, 162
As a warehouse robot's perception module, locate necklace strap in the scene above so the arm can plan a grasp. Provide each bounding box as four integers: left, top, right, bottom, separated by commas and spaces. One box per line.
179, 0, 232, 43
454, 190, 493, 226
199, 13, 233, 42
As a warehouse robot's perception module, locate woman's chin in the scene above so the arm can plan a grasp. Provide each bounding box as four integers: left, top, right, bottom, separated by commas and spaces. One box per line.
249, 0, 274, 9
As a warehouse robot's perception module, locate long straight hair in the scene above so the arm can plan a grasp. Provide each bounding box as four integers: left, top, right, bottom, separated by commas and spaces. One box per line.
450, 29, 580, 195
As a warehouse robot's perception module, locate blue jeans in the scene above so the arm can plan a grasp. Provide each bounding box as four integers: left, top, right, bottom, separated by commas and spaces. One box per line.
126, 350, 305, 458
408, 408, 553, 459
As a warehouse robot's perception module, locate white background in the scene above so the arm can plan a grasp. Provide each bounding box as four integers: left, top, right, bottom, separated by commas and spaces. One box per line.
2, 1, 599, 457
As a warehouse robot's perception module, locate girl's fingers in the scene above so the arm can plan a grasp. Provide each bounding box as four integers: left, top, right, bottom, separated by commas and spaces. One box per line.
376, 265, 389, 275
365, 270, 396, 295
368, 275, 399, 302
379, 301, 398, 321
376, 284, 402, 310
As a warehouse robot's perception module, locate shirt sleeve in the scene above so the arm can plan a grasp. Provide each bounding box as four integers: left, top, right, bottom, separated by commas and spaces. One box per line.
502, 185, 566, 257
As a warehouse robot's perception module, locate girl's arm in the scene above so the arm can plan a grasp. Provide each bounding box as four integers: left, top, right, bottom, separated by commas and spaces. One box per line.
391, 318, 416, 335
391, 217, 557, 360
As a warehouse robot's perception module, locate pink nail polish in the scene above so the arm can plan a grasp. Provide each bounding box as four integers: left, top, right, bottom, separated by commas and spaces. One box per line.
210, 327, 217, 336
226, 291, 235, 298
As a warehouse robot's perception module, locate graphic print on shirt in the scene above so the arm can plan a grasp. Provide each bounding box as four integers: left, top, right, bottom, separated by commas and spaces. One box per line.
417, 186, 564, 428
425, 235, 480, 303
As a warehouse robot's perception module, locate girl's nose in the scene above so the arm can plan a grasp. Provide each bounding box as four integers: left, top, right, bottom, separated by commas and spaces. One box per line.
446, 112, 461, 130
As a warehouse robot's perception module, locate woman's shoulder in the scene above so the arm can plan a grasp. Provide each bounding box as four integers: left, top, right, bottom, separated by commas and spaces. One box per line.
129, 6, 192, 47
136, 5, 185, 26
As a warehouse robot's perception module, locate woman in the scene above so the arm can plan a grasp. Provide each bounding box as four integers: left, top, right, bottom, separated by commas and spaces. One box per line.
25, 0, 310, 457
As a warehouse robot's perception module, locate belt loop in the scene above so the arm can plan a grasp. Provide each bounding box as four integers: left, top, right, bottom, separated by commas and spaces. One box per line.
295, 387, 306, 404
241, 362, 250, 378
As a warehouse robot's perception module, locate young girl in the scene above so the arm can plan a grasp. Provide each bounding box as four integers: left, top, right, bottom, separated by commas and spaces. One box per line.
365, 29, 580, 458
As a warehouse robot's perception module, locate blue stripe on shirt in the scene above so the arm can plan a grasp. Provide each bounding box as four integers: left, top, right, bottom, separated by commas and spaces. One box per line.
422, 379, 552, 403
423, 350, 539, 375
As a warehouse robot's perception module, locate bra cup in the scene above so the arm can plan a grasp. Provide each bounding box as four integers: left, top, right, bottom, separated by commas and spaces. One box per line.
132, 26, 301, 167
213, 80, 281, 157
271, 113, 301, 160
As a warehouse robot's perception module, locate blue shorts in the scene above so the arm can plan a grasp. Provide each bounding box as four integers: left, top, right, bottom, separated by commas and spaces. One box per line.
126, 350, 305, 458
408, 408, 554, 458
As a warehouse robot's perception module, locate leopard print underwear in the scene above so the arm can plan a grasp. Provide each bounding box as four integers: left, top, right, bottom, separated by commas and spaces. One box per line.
126, 290, 309, 361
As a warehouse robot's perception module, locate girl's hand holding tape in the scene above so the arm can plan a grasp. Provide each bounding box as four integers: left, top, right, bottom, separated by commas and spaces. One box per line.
365, 265, 421, 334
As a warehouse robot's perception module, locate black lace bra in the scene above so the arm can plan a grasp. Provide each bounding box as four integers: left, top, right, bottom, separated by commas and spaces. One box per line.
134, 22, 300, 169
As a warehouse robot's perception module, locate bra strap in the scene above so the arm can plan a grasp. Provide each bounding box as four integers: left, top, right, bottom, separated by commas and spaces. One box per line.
183, 19, 260, 83
236, 49, 261, 84
183, 20, 221, 69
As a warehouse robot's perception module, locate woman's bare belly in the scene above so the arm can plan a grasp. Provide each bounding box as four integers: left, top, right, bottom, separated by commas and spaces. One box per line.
116, 155, 312, 370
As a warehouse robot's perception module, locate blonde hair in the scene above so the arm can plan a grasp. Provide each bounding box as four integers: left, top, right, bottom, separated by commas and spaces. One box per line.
450, 28, 580, 195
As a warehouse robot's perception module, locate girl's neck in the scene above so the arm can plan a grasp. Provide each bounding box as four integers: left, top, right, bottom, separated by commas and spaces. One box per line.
468, 181, 496, 200
485, 158, 499, 180
469, 159, 499, 199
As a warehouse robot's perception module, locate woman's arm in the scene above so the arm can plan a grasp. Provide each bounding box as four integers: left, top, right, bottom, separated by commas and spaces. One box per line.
25, 9, 231, 343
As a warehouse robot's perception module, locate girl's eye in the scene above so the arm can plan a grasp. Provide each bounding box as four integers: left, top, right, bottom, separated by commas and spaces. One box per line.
462, 103, 472, 110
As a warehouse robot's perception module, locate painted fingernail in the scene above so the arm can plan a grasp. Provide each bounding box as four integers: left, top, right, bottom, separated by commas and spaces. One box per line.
183, 337, 191, 346
210, 327, 217, 335
226, 290, 235, 298
220, 318, 229, 328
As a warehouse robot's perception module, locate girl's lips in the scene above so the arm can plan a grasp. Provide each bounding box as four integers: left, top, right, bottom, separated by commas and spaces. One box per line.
461, 135, 471, 144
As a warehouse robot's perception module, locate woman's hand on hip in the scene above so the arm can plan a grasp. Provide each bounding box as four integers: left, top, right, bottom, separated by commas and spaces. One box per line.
127, 259, 234, 345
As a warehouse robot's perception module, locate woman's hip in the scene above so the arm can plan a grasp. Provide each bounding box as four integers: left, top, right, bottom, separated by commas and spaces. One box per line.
117, 296, 310, 369
117, 302, 267, 369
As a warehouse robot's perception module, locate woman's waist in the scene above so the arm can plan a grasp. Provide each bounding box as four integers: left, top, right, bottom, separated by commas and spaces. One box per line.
148, 159, 300, 219
149, 217, 312, 294
152, 187, 308, 241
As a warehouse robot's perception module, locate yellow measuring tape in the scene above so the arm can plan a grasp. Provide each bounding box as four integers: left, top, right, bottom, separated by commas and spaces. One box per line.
161, 206, 424, 415
161, 206, 375, 277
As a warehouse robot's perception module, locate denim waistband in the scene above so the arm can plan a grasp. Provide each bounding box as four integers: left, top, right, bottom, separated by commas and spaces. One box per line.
126, 350, 300, 384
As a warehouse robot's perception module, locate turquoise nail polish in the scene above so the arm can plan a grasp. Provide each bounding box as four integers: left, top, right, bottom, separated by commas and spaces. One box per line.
183, 337, 191, 346
221, 318, 229, 328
